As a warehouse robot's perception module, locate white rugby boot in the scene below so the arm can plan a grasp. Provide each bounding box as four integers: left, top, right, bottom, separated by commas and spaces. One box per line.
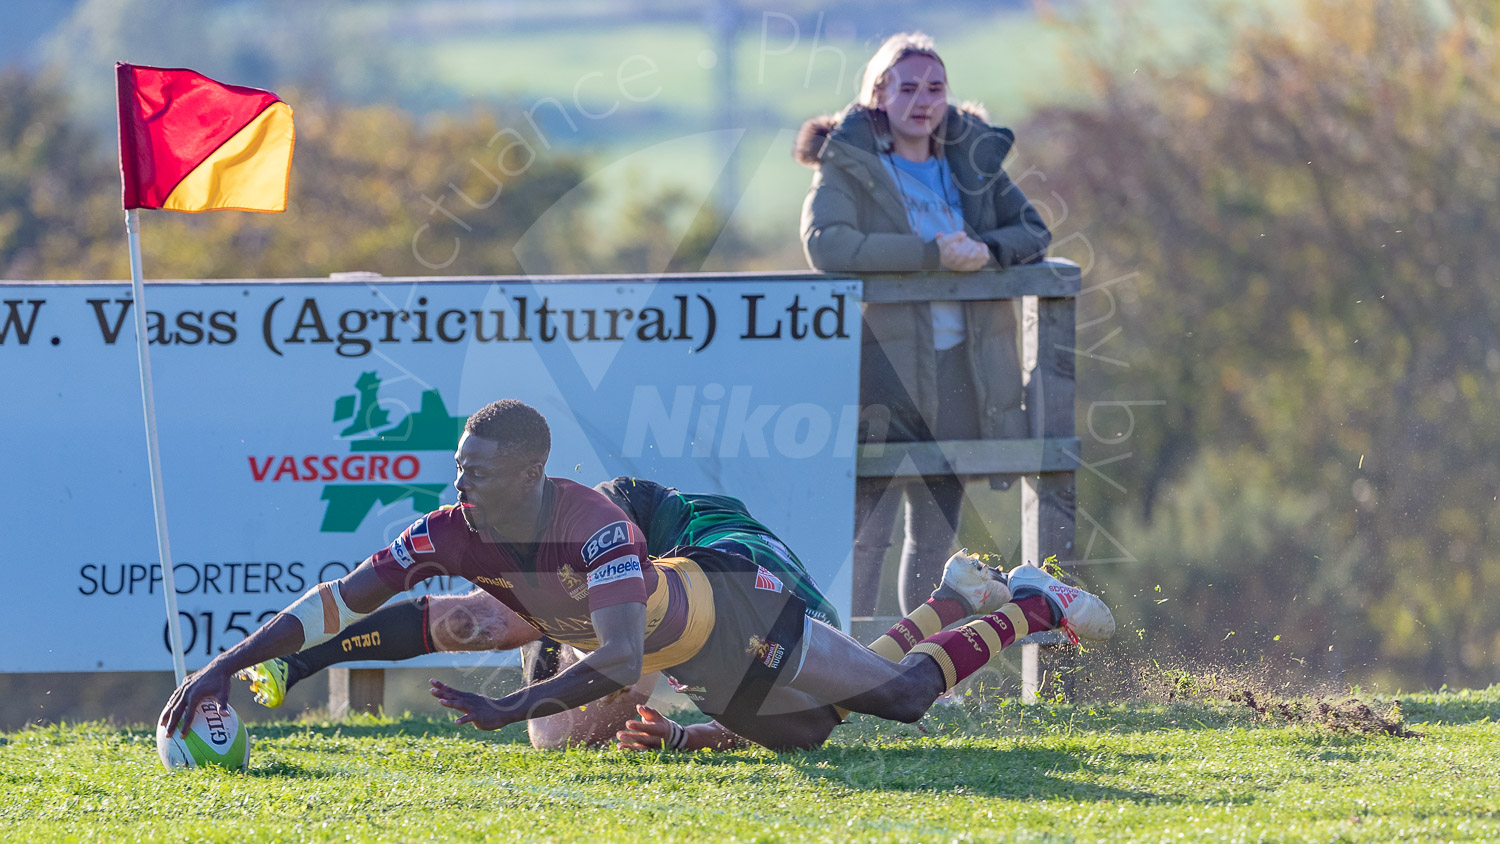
1007, 564, 1116, 642
931, 550, 1012, 615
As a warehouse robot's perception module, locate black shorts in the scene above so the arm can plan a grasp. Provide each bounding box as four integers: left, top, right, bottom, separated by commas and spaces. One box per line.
661, 545, 808, 721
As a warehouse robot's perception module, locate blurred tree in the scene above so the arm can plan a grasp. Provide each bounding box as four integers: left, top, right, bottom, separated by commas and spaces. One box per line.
0, 69, 120, 279
130, 97, 600, 279
42, 0, 416, 137
1029, 0, 1500, 689
0, 70, 744, 281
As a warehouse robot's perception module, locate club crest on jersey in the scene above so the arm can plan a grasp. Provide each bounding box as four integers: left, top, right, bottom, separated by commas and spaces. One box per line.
558, 565, 589, 600
582, 520, 632, 565
586, 556, 643, 589
408, 516, 436, 554
746, 635, 784, 669
753, 566, 784, 593
389, 537, 415, 569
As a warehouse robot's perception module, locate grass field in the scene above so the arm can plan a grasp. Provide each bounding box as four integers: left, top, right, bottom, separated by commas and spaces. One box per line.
4, 685, 1497, 842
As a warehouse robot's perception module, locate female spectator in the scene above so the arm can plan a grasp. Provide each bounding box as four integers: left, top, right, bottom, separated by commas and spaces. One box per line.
795, 32, 1050, 615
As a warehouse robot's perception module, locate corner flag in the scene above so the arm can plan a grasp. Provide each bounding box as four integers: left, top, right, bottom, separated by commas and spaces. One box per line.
116, 63, 294, 212
115, 63, 295, 684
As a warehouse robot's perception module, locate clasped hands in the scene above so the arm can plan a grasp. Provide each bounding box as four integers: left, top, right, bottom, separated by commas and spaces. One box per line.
936, 231, 990, 272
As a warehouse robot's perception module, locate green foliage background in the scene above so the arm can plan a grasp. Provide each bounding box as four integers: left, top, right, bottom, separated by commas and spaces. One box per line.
1023, 0, 1500, 690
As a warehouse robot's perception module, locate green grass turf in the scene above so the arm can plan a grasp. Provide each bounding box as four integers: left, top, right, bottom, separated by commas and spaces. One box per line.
3, 686, 1497, 842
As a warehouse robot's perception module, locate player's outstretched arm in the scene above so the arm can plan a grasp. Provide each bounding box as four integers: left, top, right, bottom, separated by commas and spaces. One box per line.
430, 601, 647, 731
158, 562, 396, 734
615, 705, 748, 752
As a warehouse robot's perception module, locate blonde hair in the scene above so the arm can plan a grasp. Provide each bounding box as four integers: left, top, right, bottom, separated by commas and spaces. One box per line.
856, 32, 945, 110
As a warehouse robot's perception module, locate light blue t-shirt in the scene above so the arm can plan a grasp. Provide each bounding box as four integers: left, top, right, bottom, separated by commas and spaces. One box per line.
884, 154, 964, 239
883, 154, 968, 350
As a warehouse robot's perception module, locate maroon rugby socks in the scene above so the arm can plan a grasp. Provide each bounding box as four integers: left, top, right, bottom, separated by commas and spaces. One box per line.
907, 595, 1056, 692
866, 596, 971, 661
866, 588, 1062, 693
281, 595, 433, 688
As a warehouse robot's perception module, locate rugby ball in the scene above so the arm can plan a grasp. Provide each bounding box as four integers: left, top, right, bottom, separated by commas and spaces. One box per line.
156, 700, 250, 771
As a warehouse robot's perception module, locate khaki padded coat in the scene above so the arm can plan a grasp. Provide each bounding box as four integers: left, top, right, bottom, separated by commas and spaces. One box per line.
796, 104, 1049, 444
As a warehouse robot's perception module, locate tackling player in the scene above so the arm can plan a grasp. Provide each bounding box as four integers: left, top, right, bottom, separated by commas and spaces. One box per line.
161, 399, 1113, 751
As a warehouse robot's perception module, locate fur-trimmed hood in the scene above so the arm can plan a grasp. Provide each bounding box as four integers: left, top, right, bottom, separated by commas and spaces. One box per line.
793, 102, 1012, 168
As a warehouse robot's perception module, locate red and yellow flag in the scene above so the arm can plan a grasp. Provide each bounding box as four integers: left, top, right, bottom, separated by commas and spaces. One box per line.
116, 63, 294, 213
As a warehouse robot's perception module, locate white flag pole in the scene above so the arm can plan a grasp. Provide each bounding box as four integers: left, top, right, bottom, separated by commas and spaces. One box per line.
125, 208, 188, 684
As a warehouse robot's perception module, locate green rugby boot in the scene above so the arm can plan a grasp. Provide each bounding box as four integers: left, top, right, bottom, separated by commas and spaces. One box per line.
235, 658, 291, 709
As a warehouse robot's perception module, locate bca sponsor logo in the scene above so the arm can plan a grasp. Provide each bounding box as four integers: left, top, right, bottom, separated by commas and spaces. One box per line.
389, 537, 415, 569
753, 566, 784, 594
586, 556, 643, 589
582, 520, 633, 564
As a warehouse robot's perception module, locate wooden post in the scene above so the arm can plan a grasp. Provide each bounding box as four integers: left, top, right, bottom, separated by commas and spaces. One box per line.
1020, 291, 1077, 703
858, 263, 1080, 704
328, 667, 384, 718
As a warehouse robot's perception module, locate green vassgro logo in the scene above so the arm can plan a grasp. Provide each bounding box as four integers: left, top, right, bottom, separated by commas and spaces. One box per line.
319, 371, 465, 532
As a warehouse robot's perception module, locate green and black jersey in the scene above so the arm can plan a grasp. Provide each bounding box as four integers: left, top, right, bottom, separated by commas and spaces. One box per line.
594, 477, 841, 628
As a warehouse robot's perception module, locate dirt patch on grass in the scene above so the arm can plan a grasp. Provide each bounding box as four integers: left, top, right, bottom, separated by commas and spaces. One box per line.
1228, 689, 1422, 737
1046, 654, 1422, 738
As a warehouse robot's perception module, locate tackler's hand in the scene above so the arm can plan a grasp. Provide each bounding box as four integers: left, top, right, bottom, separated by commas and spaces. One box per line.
429, 678, 518, 731
615, 704, 688, 751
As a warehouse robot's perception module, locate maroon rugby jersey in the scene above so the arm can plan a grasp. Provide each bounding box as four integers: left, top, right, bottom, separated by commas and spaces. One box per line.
368, 478, 713, 672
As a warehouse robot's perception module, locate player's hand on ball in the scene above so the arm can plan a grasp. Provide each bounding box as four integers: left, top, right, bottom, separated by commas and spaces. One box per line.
615, 704, 680, 751
159, 667, 231, 737
429, 678, 513, 730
